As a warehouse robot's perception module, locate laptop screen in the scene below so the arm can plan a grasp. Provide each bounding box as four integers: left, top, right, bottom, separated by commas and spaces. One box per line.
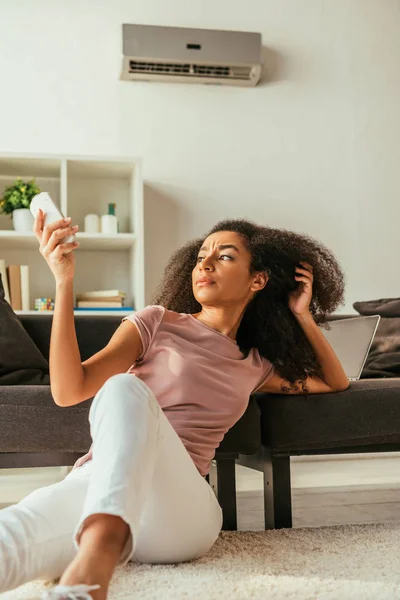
319, 315, 381, 380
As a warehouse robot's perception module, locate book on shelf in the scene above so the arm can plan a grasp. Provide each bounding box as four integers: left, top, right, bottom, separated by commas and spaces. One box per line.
76, 296, 125, 303
6, 265, 21, 310
20, 266, 30, 311
75, 288, 127, 309
74, 307, 134, 311
0, 259, 11, 305
76, 300, 124, 308
76, 290, 126, 299
1, 261, 30, 311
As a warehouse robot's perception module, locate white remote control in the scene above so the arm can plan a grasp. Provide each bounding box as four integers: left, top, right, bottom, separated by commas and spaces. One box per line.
30, 192, 76, 244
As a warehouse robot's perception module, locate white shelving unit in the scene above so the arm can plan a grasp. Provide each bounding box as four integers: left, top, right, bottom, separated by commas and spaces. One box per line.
0, 152, 144, 315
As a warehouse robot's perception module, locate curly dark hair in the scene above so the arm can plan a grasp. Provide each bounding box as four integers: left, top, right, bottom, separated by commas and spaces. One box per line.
152, 218, 346, 392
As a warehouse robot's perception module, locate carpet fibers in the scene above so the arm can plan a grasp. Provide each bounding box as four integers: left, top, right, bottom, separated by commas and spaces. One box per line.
2, 523, 400, 599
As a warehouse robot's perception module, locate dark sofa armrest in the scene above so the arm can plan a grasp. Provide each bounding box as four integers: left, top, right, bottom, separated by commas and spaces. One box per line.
0, 386, 93, 454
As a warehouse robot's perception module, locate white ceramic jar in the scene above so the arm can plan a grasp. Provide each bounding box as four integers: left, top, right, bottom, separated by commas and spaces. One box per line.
84, 214, 100, 233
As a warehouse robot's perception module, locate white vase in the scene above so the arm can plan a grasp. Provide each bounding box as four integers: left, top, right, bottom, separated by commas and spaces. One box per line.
12, 208, 34, 232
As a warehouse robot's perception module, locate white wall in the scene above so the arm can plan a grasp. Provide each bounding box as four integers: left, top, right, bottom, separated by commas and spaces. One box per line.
0, 0, 399, 311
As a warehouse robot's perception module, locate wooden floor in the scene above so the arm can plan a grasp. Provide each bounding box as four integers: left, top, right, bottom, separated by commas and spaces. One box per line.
236, 453, 400, 530
2, 454, 400, 530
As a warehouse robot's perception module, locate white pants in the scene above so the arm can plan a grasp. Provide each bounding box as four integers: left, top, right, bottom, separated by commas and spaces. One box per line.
0, 374, 223, 594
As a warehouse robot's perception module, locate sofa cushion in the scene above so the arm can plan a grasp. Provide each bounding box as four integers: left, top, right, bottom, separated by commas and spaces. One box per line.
353, 297, 400, 317
353, 297, 400, 378
0, 274, 50, 385
257, 378, 400, 452
19, 314, 123, 362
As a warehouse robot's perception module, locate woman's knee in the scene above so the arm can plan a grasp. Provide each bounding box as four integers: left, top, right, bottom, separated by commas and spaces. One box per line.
90, 374, 159, 421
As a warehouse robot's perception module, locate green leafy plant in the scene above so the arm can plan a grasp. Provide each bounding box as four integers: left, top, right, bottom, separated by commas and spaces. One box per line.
0, 178, 41, 217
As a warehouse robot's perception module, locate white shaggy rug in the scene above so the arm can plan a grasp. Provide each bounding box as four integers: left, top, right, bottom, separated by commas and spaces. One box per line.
2, 523, 400, 600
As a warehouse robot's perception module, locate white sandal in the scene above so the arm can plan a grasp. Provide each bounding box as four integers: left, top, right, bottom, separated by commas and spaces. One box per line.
41, 583, 101, 599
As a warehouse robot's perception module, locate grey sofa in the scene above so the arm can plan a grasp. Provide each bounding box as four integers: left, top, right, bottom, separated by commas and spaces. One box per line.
238, 313, 400, 529
1, 313, 399, 532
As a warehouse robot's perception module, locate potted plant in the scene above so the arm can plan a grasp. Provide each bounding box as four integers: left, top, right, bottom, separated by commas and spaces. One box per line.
0, 178, 41, 232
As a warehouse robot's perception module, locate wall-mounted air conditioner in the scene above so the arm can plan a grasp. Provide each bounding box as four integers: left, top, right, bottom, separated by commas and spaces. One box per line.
120, 24, 263, 87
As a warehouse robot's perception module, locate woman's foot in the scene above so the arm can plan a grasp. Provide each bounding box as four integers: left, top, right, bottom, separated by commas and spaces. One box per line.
41, 583, 101, 599
57, 553, 111, 600
58, 513, 131, 600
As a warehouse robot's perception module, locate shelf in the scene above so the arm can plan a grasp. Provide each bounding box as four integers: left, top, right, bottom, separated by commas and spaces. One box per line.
0, 174, 61, 181
67, 159, 134, 179
0, 157, 61, 178
15, 310, 135, 316
0, 231, 136, 250
0, 153, 142, 178
0, 152, 144, 310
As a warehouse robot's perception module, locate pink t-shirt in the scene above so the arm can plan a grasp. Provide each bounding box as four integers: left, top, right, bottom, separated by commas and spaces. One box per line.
72, 305, 274, 476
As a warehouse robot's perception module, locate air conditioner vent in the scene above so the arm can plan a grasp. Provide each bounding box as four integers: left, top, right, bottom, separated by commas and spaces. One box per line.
130, 61, 190, 74
129, 61, 252, 80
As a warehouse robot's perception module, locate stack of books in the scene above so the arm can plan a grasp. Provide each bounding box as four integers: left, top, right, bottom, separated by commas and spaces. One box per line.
0, 259, 30, 311
75, 289, 133, 310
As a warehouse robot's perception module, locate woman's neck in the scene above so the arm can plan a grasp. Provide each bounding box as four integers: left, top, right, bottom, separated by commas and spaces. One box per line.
191, 307, 246, 340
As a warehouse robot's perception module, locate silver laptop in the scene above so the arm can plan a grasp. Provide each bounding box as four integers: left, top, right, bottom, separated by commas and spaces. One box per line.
319, 315, 381, 381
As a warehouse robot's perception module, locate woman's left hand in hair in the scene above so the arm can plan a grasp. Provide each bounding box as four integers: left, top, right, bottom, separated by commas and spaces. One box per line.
288, 261, 314, 316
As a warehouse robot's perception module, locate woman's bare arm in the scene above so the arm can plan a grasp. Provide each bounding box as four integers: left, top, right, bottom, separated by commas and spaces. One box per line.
257, 370, 348, 394
49, 280, 85, 406
49, 281, 142, 407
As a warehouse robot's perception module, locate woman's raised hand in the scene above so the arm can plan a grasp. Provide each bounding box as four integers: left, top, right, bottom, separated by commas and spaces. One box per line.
33, 209, 79, 284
